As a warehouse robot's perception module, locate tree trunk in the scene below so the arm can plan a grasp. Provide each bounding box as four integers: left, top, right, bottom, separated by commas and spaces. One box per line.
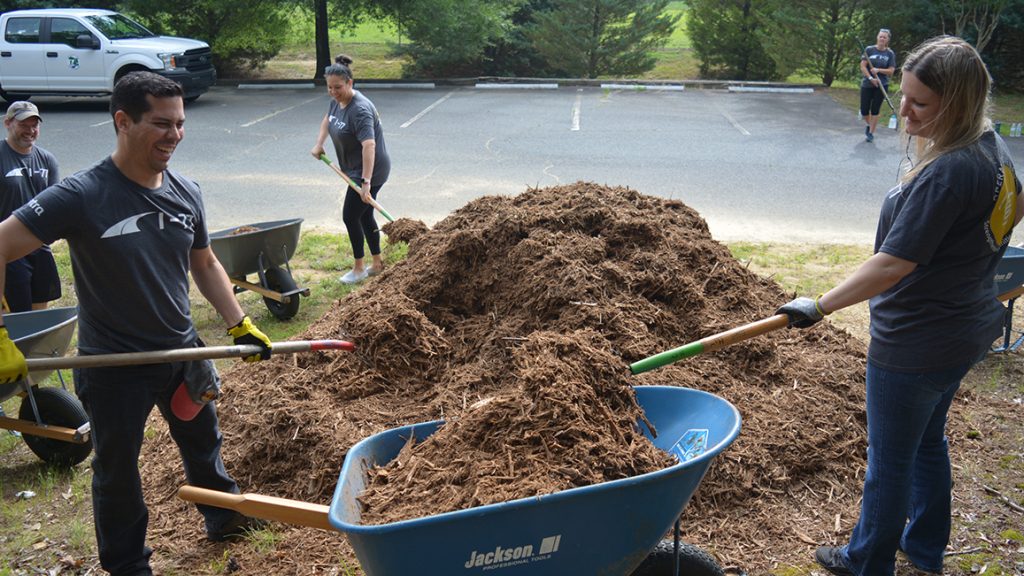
314, 0, 331, 79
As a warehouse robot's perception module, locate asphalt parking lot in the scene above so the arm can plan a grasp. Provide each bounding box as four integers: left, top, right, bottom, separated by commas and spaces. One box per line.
26, 84, 1024, 244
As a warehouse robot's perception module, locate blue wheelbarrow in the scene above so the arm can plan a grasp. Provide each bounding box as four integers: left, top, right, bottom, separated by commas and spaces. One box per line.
179, 386, 741, 576
210, 218, 309, 321
992, 245, 1024, 353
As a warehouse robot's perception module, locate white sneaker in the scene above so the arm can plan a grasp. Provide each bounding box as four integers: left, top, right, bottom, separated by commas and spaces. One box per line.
340, 268, 369, 284
367, 265, 384, 276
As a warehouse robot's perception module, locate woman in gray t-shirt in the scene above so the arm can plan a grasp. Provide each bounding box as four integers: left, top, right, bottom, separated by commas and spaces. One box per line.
778, 36, 1022, 576
311, 54, 391, 284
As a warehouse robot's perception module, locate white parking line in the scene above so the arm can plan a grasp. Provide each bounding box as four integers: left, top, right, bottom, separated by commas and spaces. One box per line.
401, 91, 454, 129
720, 111, 751, 136
240, 96, 322, 128
91, 119, 112, 128
571, 90, 582, 131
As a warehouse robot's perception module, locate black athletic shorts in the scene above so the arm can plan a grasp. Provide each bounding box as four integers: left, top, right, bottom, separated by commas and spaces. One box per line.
860, 84, 886, 117
5, 246, 62, 312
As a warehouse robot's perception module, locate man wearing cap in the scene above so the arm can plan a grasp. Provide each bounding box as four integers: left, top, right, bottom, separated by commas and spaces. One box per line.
0, 101, 61, 312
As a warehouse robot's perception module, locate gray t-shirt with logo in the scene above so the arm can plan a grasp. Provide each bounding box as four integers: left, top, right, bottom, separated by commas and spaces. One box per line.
327, 90, 391, 185
0, 140, 58, 219
14, 157, 208, 354
869, 132, 1021, 371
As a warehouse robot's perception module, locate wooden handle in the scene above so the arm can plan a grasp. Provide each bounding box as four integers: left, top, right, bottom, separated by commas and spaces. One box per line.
178, 485, 334, 531
24, 339, 354, 371
319, 154, 395, 222
630, 314, 789, 374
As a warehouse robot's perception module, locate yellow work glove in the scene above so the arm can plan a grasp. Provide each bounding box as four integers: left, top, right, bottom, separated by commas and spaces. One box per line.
0, 326, 28, 384
227, 316, 272, 362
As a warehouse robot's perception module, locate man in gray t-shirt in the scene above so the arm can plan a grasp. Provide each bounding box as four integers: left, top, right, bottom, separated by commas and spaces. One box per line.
0, 101, 61, 312
0, 73, 274, 575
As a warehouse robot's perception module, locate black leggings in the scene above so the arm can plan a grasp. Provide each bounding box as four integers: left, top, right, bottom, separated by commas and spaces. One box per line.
342, 184, 382, 259
860, 84, 885, 117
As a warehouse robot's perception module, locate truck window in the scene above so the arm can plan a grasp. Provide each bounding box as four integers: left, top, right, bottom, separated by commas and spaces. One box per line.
50, 18, 92, 47
84, 14, 155, 40
5, 17, 42, 44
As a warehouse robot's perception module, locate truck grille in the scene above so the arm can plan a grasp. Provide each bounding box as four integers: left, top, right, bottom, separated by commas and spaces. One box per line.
179, 48, 214, 72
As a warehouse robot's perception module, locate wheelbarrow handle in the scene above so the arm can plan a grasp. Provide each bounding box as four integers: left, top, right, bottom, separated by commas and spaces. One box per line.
24, 339, 355, 371
630, 314, 789, 375
318, 154, 396, 222
178, 485, 334, 532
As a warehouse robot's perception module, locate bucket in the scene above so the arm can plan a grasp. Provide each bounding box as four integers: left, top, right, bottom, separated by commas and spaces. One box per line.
329, 386, 741, 576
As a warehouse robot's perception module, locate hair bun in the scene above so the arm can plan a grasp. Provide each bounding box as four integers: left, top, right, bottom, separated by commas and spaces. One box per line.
335, 54, 354, 66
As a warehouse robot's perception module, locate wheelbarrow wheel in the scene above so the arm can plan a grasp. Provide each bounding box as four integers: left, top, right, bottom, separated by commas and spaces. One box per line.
630, 539, 725, 576
263, 267, 300, 321
18, 386, 92, 466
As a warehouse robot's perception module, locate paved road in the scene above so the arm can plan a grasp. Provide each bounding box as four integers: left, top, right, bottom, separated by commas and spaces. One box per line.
26, 85, 1024, 244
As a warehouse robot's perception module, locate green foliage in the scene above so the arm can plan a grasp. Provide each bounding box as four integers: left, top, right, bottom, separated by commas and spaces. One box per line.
685, 0, 780, 80
385, 0, 519, 77
0, 0, 120, 9
119, 0, 296, 73
525, 0, 679, 79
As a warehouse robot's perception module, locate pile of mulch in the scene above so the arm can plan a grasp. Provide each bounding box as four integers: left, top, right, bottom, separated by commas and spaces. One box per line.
138, 182, 870, 575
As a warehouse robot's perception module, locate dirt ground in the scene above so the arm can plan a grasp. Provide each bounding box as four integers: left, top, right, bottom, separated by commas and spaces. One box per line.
4, 183, 1023, 575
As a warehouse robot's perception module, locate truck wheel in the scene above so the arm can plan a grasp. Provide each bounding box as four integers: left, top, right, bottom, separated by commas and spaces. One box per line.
18, 387, 92, 467
0, 90, 31, 104
114, 66, 148, 88
630, 539, 725, 576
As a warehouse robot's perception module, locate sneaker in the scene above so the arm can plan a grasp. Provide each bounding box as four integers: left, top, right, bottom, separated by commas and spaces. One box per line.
340, 268, 369, 284
815, 546, 854, 576
866, 131, 874, 143
207, 512, 268, 542
367, 265, 384, 277
865, 125, 871, 137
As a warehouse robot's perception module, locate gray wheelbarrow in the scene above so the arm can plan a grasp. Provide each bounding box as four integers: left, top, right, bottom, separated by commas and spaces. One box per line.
178, 385, 741, 576
210, 218, 308, 321
1, 331, 354, 466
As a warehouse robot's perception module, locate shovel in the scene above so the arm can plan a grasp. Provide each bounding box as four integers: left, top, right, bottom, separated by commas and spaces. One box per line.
25, 339, 355, 420
318, 154, 395, 223
630, 314, 789, 375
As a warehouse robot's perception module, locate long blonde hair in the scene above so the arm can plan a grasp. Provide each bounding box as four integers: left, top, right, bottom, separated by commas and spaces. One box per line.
901, 36, 992, 182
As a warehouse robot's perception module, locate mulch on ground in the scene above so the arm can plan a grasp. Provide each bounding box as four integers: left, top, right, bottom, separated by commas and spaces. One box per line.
139, 182, 872, 575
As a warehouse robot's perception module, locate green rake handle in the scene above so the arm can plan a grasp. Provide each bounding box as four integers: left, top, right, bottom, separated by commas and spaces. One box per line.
630, 314, 790, 375
318, 154, 395, 222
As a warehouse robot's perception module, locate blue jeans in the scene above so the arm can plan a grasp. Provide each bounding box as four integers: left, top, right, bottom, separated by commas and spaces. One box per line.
841, 359, 974, 576
75, 359, 240, 576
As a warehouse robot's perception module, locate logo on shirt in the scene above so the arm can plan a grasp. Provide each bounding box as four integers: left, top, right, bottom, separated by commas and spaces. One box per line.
986, 163, 1019, 251
328, 114, 346, 130
101, 211, 195, 239
5, 167, 49, 179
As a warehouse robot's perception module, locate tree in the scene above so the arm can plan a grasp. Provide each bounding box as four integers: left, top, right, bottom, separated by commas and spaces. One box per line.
939, 0, 1010, 51
760, 0, 878, 86
526, 0, 679, 79
382, 0, 518, 77
686, 0, 779, 80
120, 0, 296, 74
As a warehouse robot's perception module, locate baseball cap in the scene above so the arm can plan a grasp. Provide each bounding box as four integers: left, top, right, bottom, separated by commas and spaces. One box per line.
5, 101, 41, 122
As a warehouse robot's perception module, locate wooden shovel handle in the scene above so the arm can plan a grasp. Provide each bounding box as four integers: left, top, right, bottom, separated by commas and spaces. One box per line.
630, 314, 790, 375
178, 485, 334, 531
319, 154, 395, 222
24, 339, 354, 371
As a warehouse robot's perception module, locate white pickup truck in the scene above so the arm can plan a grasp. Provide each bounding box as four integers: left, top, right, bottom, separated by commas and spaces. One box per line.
0, 8, 216, 102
